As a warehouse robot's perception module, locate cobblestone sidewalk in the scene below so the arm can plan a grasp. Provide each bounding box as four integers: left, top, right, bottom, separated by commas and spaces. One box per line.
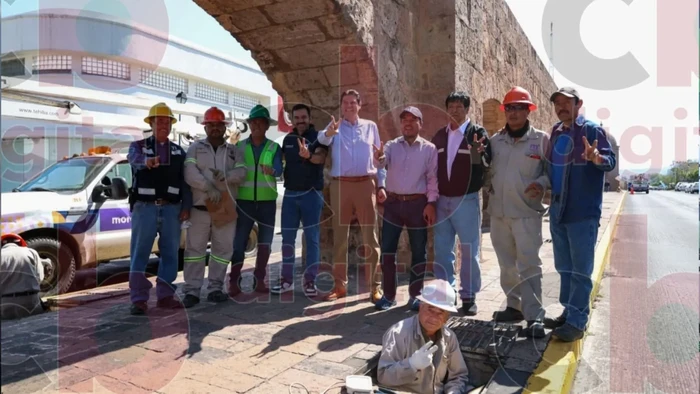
0, 193, 624, 394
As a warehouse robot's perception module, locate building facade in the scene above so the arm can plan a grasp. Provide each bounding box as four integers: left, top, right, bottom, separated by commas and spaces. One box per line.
1, 11, 291, 192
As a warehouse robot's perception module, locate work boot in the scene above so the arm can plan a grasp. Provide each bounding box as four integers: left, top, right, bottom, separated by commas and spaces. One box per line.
492, 307, 525, 322
323, 284, 347, 301
552, 323, 584, 342
130, 302, 147, 315
370, 288, 383, 303
182, 295, 200, 308
207, 291, 228, 303
524, 320, 546, 338
544, 313, 567, 329
461, 299, 477, 316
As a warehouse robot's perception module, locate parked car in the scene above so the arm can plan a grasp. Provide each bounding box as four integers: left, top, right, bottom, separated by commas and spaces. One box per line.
0, 146, 259, 295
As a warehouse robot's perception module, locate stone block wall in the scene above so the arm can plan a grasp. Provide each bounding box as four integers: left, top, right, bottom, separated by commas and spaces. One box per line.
196, 0, 561, 272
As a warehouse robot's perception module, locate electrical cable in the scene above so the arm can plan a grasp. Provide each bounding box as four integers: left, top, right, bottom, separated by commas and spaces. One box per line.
288, 381, 345, 394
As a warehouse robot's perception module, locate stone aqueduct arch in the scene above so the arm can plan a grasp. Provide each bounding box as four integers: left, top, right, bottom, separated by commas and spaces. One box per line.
194, 0, 561, 265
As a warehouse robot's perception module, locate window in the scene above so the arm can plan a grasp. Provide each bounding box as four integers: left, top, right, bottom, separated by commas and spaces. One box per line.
194, 82, 229, 105
81, 57, 130, 80
102, 161, 133, 197
231, 92, 261, 111
1, 59, 27, 77
16, 156, 110, 192
140, 69, 188, 93
32, 55, 72, 74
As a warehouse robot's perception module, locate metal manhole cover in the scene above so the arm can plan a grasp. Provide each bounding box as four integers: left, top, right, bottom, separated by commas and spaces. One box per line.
447, 317, 520, 358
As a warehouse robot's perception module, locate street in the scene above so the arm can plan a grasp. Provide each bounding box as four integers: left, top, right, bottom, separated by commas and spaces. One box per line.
572, 190, 699, 393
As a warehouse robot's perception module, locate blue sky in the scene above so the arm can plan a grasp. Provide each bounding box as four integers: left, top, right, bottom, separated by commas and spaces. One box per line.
3, 0, 697, 172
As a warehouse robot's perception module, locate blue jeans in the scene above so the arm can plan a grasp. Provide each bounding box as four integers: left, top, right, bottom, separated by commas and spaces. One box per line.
433, 192, 482, 300
230, 200, 276, 285
281, 190, 324, 284
550, 209, 599, 331
129, 201, 182, 303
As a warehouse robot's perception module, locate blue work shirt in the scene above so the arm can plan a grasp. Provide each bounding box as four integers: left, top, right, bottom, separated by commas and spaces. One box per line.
281, 126, 327, 191
547, 116, 616, 224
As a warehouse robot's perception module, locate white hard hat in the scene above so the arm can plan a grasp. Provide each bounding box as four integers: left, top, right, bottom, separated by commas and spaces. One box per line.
416, 279, 458, 313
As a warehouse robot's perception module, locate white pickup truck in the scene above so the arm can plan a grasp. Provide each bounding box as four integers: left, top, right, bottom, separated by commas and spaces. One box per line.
0, 146, 258, 295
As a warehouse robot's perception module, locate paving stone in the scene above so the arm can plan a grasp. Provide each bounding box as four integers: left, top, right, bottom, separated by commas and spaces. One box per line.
314, 340, 369, 363
293, 356, 358, 380
244, 381, 290, 394
105, 360, 187, 393
241, 350, 306, 379
174, 361, 263, 392
157, 377, 231, 394
270, 368, 343, 394
183, 346, 236, 364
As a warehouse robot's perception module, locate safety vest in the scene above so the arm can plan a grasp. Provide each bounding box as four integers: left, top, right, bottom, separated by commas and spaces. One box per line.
237, 139, 278, 201
132, 137, 186, 203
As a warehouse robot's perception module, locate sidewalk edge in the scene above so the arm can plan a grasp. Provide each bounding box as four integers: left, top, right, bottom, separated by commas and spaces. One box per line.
524, 192, 627, 394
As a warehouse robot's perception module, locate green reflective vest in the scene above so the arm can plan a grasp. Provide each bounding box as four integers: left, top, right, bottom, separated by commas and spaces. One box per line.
237, 139, 278, 201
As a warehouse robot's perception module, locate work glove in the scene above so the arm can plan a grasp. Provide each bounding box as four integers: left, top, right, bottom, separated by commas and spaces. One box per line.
408, 341, 439, 371
205, 182, 221, 203
211, 168, 225, 183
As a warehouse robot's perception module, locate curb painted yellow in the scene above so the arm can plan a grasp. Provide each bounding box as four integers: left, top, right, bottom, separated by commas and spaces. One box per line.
524, 192, 627, 394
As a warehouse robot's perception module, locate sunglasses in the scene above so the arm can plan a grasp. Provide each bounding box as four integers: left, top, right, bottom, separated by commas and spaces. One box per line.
504, 104, 529, 112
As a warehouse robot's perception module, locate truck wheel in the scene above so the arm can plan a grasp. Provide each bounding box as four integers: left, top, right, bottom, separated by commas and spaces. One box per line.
245, 224, 258, 258
25, 237, 76, 296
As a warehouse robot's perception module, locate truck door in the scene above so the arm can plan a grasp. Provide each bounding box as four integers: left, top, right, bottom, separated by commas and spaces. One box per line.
95, 160, 133, 261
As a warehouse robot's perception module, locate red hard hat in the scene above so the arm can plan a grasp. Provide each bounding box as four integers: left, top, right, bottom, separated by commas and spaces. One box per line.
201, 107, 231, 125
1, 233, 27, 247
500, 87, 537, 111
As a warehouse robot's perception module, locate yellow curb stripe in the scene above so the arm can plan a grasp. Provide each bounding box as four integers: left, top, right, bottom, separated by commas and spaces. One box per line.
524, 192, 627, 394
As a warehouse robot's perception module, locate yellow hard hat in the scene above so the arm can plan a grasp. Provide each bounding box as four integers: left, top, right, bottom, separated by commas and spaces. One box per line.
144, 102, 177, 125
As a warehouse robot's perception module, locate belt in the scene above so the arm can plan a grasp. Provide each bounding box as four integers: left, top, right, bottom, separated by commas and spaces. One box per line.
387, 192, 425, 201
138, 199, 173, 205
2, 290, 39, 298
194, 205, 208, 211
332, 175, 371, 182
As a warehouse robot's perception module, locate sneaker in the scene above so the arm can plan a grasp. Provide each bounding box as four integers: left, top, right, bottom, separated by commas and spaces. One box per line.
375, 296, 397, 311
408, 297, 420, 311
524, 320, 546, 338
182, 294, 200, 308
303, 282, 317, 297
130, 302, 147, 315
271, 280, 294, 294
461, 299, 477, 316
492, 307, 525, 322
206, 291, 228, 303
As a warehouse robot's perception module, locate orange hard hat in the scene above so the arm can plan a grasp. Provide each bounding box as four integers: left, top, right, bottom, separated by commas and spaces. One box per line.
1, 233, 27, 247
500, 86, 537, 111
201, 107, 231, 125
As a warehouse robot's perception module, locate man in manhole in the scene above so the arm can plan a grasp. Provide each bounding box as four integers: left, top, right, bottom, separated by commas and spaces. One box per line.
377, 279, 473, 393
1, 233, 51, 320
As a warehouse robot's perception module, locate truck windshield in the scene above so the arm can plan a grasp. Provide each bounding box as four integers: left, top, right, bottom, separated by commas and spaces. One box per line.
14, 156, 111, 192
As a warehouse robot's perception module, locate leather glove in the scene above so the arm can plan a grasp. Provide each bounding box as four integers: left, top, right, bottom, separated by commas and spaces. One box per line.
205, 182, 221, 203
211, 168, 225, 183
408, 341, 439, 371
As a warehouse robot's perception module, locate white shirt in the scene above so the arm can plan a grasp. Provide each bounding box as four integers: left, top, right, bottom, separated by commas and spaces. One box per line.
446, 119, 470, 179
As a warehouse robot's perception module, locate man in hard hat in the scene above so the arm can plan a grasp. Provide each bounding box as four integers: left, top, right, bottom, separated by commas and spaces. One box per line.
182, 107, 247, 308
373, 106, 438, 311
544, 87, 616, 342
317, 89, 383, 303
377, 279, 472, 394
0, 234, 51, 320
228, 104, 283, 296
486, 87, 549, 338
127, 102, 192, 315
431, 91, 492, 316
271, 103, 328, 297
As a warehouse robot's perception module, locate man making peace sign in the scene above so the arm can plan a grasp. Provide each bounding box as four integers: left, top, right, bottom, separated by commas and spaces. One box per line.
544, 87, 616, 342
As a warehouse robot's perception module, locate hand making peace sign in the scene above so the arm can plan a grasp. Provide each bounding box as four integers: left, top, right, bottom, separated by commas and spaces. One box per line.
326, 116, 341, 137
373, 142, 385, 161
298, 137, 310, 159
469, 133, 486, 153
581, 136, 603, 164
